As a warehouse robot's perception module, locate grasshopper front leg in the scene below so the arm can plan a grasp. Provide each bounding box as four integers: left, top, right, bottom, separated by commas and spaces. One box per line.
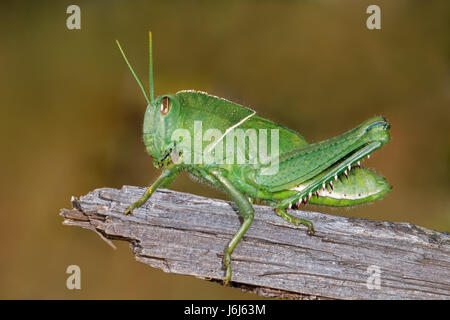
210, 169, 254, 285
124, 164, 181, 215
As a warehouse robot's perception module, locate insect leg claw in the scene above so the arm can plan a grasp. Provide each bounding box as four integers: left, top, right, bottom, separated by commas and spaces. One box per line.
223, 253, 232, 285
124, 204, 136, 215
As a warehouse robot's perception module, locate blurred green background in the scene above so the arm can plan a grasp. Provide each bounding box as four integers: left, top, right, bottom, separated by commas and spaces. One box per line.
0, 0, 449, 299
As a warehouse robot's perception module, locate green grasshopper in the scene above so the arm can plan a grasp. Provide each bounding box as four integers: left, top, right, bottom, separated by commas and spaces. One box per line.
116, 33, 391, 284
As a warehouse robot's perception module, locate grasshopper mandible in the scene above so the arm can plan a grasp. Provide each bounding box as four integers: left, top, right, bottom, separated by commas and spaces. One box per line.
116, 33, 391, 284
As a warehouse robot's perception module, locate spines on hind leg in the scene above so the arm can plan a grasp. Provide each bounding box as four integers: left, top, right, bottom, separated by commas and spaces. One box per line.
288, 167, 391, 207
306, 167, 390, 206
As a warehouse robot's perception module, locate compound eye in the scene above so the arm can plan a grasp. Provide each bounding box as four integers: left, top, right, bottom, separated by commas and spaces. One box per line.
160, 96, 171, 115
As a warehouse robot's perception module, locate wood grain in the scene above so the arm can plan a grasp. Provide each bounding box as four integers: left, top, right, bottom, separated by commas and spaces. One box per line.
60, 186, 450, 299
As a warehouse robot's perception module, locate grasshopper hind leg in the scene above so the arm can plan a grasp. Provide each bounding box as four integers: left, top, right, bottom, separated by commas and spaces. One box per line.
275, 208, 315, 236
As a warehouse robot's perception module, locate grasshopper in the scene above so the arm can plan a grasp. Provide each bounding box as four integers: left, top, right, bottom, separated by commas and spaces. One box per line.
116, 33, 391, 284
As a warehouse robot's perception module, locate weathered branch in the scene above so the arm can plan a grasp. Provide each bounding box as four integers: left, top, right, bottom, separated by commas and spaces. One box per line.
60, 186, 450, 300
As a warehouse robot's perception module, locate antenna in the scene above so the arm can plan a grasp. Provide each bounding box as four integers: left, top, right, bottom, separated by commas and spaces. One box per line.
115, 39, 150, 104
149, 31, 155, 102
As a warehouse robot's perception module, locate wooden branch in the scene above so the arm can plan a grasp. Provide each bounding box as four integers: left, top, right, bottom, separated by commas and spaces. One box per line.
60, 186, 450, 300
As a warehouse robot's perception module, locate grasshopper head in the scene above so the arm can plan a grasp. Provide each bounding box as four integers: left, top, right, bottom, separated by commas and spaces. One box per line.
116, 34, 186, 167
143, 94, 181, 166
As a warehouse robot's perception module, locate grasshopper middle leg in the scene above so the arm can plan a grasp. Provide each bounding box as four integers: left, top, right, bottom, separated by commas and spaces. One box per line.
210, 169, 254, 285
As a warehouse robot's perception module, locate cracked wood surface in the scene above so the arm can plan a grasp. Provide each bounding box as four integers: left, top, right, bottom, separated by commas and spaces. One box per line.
60, 186, 450, 299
